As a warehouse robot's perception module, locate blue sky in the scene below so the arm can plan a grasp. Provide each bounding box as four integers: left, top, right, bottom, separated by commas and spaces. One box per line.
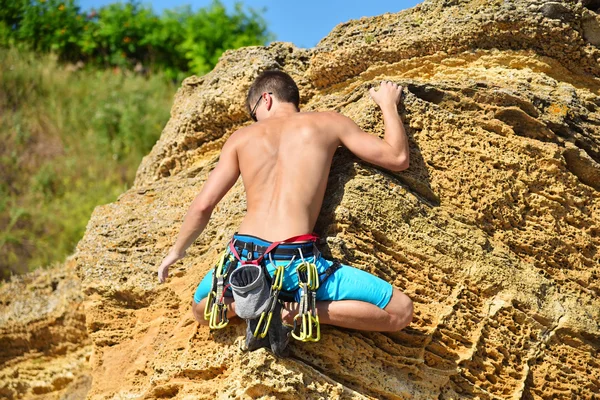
78, 0, 421, 48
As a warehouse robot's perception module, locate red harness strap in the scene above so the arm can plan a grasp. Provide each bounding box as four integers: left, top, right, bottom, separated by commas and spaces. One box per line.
228, 233, 318, 265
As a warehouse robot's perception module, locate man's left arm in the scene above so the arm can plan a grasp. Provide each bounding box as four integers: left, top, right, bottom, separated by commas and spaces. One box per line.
158, 133, 241, 283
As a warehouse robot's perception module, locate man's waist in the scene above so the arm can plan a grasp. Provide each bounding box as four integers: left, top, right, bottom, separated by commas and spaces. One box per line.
238, 210, 315, 242
232, 232, 317, 260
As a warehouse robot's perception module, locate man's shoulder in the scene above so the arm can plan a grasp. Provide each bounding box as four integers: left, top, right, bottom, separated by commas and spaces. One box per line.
300, 110, 351, 126
303, 110, 342, 119
298, 111, 352, 145
229, 123, 262, 139
223, 125, 255, 151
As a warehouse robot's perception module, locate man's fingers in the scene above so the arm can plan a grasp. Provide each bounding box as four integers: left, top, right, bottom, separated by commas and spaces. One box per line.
157, 264, 169, 283
370, 81, 404, 105
156, 250, 186, 284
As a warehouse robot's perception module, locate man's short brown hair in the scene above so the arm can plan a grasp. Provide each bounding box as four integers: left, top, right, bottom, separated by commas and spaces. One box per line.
246, 70, 300, 115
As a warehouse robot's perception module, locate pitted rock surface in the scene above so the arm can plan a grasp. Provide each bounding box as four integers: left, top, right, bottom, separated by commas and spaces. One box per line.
0, 258, 91, 399
2, 0, 598, 398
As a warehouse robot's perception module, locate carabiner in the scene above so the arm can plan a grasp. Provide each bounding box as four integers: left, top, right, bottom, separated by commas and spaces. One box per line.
297, 248, 319, 291
214, 252, 227, 278
304, 314, 320, 342
253, 311, 273, 338
291, 313, 307, 341
307, 262, 319, 290
209, 303, 229, 329
272, 264, 284, 290
204, 290, 216, 320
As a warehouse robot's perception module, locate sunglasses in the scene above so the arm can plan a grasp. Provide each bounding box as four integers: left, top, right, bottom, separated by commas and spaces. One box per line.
249, 92, 272, 121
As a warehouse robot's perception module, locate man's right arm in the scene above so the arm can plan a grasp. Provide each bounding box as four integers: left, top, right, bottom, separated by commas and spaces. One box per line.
157, 131, 241, 283
336, 81, 409, 172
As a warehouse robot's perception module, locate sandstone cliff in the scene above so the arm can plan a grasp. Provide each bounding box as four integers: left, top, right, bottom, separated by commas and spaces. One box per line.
2, 0, 599, 398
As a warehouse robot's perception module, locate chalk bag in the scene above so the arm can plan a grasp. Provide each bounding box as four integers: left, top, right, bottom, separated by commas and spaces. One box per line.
229, 265, 271, 319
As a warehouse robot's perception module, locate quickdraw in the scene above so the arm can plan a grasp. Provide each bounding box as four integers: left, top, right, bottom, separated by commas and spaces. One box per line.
253, 261, 284, 338
204, 251, 236, 329
291, 249, 321, 342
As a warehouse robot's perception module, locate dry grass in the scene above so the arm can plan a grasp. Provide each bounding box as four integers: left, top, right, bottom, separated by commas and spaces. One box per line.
0, 48, 176, 279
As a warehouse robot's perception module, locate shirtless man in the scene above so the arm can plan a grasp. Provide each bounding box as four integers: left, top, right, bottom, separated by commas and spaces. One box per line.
157, 70, 413, 333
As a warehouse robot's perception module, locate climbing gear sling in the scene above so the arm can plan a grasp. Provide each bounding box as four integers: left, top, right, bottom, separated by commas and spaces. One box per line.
252, 253, 287, 338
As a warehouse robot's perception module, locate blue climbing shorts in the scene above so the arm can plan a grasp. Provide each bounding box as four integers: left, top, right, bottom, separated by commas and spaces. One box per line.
193, 233, 393, 309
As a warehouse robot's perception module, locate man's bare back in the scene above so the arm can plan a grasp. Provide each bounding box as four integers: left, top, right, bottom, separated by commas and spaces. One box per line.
234, 112, 344, 240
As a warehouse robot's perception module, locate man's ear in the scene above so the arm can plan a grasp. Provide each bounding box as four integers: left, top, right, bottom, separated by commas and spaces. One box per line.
265, 93, 273, 111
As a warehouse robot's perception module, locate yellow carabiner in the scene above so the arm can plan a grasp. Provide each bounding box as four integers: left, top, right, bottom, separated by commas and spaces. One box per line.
305, 315, 320, 342
272, 265, 284, 290
291, 313, 306, 341
214, 252, 227, 277
209, 305, 217, 328
209, 303, 229, 329
307, 262, 319, 290
204, 290, 216, 320
291, 313, 320, 342
305, 313, 313, 340
301, 313, 310, 341
253, 311, 273, 338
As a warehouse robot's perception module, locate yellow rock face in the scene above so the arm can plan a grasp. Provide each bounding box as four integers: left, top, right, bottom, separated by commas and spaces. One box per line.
2, 0, 599, 398
0, 258, 92, 399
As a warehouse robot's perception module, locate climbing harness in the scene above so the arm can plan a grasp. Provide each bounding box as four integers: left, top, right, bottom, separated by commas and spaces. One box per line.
204, 251, 236, 329
227, 233, 319, 268
227, 234, 318, 338
204, 233, 341, 345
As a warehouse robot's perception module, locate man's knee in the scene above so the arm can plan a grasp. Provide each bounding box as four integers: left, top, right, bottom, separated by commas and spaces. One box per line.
386, 290, 413, 331
395, 296, 413, 330
192, 300, 209, 326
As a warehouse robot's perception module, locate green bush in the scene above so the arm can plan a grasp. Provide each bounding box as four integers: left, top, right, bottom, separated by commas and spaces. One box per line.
0, 0, 273, 80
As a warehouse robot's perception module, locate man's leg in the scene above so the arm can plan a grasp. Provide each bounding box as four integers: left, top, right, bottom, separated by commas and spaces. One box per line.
192, 257, 414, 331
194, 290, 412, 332
194, 294, 412, 332
194, 288, 413, 332
281, 287, 413, 332
293, 257, 413, 332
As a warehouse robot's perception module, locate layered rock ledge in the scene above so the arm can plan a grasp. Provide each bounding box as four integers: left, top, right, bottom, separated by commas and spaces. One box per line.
0, 258, 91, 399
